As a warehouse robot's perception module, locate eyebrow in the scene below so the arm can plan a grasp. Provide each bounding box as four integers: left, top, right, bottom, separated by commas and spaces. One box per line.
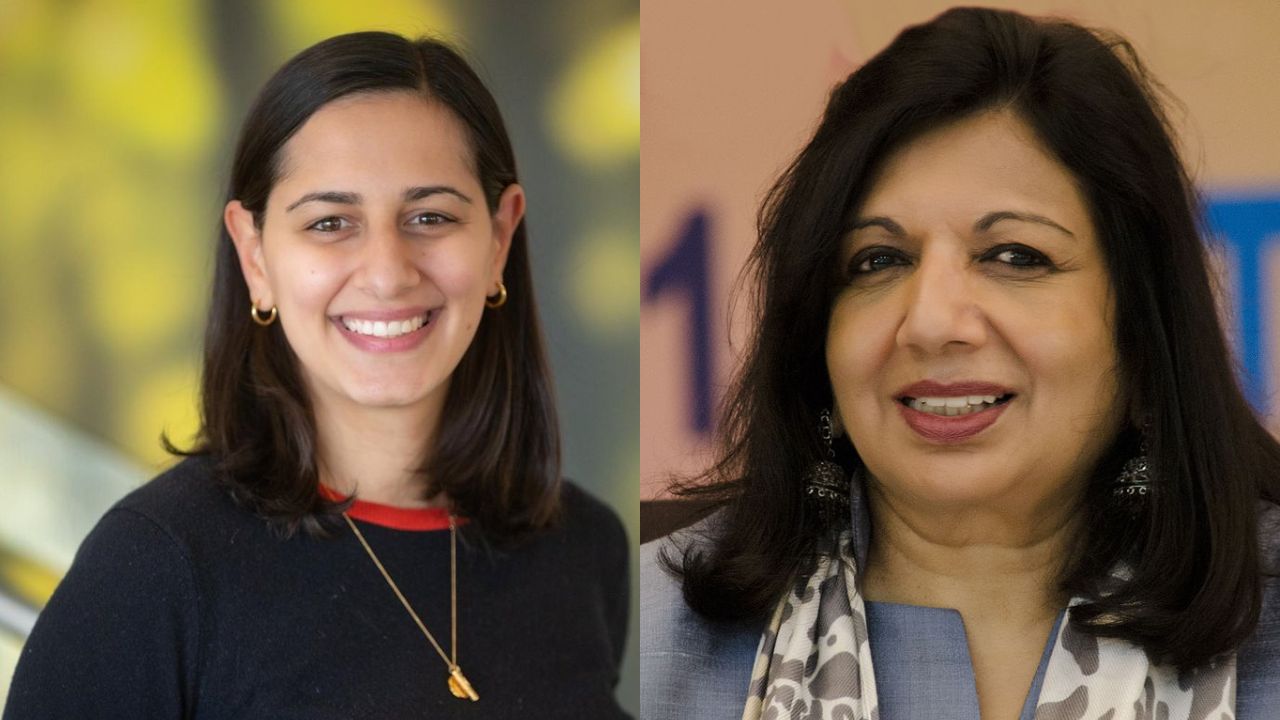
285, 185, 473, 213
849, 217, 907, 236
850, 210, 1075, 238
974, 210, 1074, 238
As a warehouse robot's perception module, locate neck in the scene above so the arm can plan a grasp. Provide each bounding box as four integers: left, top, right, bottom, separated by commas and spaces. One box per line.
861, 481, 1080, 627
312, 394, 445, 509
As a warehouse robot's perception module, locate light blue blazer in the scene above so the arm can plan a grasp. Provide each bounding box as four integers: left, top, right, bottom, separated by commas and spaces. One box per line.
640, 511, 1280, 720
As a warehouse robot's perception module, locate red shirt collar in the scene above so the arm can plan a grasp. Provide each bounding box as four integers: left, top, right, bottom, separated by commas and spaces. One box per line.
318, 483, 462, 532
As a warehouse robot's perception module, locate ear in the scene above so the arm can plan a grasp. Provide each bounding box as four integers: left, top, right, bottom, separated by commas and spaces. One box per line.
488, 184, 525, 286
224, 200, 274, 309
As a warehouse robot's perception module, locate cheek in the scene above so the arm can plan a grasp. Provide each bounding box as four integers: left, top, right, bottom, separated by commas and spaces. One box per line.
274, 262, 346, 314
826, 297, 897, 413
1004, 291, 1120, 416
423, 242, 492, 299
258, 241, 350, 325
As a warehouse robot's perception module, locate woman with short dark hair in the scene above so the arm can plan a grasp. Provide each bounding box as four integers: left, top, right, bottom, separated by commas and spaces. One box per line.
641, 8, 1280, 719
6, 31, 629, 719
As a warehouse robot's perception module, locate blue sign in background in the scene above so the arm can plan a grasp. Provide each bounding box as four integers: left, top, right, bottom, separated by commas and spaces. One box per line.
1208, 194, 1280, 414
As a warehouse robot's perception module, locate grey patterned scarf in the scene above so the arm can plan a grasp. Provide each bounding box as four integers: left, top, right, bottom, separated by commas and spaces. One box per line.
741, 485, 1237, 719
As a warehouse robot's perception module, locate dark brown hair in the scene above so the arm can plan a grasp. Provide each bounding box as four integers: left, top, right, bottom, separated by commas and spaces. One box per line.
667, 7, 1280, 670
176, 31, 560, 541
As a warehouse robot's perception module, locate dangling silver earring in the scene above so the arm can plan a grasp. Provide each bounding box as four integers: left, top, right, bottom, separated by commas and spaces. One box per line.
804, 409, 850, 528
1112, 429, 1154, 510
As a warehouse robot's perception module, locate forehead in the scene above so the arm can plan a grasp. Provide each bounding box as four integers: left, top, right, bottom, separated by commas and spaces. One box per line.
273, 91, 477, 194
856, 110, 1092, 233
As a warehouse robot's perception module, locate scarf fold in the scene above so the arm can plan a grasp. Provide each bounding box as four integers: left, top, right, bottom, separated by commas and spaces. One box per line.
742, 482, 1236, 720
742, 532, 881, 720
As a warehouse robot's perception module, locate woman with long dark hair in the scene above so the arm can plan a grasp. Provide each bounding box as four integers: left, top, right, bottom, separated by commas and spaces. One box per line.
6, 32, 629, 719
642, 8, 1280, 719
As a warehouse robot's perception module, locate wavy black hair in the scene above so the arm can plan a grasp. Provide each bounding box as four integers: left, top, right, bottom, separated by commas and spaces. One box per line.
172, 31, 560, 542
666, 6, 1280, 670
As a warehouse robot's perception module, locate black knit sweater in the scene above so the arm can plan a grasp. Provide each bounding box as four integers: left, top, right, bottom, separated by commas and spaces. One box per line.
4, 456, 630, 719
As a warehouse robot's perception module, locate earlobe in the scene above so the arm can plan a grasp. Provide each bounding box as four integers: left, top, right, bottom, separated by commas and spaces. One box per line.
225, 200, 273, 307
490, 184, 525, 282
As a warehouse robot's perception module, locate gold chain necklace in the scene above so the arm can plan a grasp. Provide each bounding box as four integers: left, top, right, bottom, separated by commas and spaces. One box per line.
343, 512, 479, 701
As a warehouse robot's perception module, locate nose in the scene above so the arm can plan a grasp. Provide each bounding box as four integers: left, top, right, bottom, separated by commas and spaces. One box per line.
355, 223, 421, 298
895, 244, 988, 354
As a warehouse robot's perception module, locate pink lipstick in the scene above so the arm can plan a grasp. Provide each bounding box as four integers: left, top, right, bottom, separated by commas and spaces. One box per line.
332, 307, 438, 353
894, 380, 1014, 444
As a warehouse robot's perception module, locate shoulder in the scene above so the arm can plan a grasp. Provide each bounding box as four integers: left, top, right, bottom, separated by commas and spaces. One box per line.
5, 462, 217, 713
58, 454, 245, 554
1238, 501, 1280, 711
639, 537, 688, 661
49, 454, 256, 600
552, 480, 628, 564
1250, 499, 1280, 612
1258, 500, 1280, 571
639, 517, 760, 720
89, 454, 276, 577
110, 454, 250, 536
558, 479, 626, 538
76, 453, 265, 567
515, 480, 629, 603
639, 515, 740, 653
639, 521, 706, 638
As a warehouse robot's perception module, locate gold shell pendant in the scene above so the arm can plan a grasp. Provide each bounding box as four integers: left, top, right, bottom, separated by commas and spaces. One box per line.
448, 666, 479, 701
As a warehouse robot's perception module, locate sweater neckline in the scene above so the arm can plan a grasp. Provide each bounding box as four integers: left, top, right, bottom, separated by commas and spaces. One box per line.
317, 483, 458, 532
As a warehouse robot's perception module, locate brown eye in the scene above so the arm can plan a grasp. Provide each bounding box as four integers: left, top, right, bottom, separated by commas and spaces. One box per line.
849, 248, 910, 276
409, 211, 452, 226
307, 216, 347, 233
982, 244, 1052, 268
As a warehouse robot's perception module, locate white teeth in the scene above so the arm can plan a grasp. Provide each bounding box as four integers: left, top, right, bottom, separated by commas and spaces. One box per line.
907, 394, 1007, 417
341, 313, 429, 338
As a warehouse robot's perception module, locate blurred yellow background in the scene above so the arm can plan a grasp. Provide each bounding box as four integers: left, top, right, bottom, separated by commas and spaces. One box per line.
0, 0, 639, 712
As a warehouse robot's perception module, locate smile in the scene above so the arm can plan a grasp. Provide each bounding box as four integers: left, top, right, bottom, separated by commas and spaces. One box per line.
333, 308, 438, 353
892, 380, 1016, 443
902, 394, 1013, 417
340, 311, 434, 339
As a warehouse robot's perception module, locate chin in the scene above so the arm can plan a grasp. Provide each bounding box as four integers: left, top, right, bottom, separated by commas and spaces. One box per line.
914, 478, 1010, 508
872, 462, 1018, 509
342, 379, 440, 410
350, 393, 429, 409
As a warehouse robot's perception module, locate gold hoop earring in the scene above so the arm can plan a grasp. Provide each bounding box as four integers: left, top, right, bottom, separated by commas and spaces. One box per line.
485, 282, 508, 309
250, 303, 278, 326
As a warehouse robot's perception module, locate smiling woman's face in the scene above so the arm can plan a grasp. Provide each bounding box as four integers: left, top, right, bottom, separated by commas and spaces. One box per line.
827, 110, 1124, 518
226, 91, 522, 419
